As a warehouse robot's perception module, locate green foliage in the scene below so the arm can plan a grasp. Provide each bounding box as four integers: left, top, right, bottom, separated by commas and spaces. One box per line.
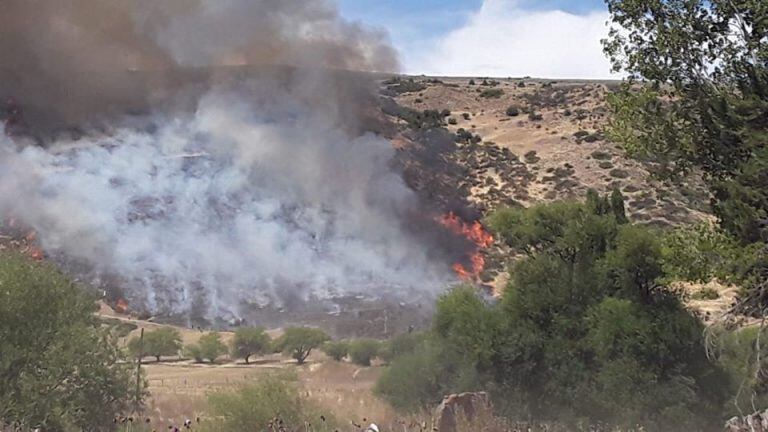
661, 222, 759, 284
231, 327, 270, 364
99, 317, 138, 337
186, 333, 227, 363
378, 331, 428, 363
321, 340, 349, 361
275, 327, 330, 365
348, 339, 381, 366
201, 373, 336, 431
479, 89, 504, 98
381, 198, 731, 429
0, 253, 138, 430
692, 287, 721, 300
185, 344, 204, 363
505, 105, 520, 117
603, 0, 768, 245
127, 327, 182, 362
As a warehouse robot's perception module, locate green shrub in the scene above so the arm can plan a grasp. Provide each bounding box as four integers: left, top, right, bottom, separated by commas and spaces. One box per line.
524, 150, 540, 164
528, 112, 543, 121
348, 339, 381, 366
186, 333, 227, 363
321, 340, 349, 361
506, 105, 520, 117
448, 117, 457, 125
692, 287, 720, 300
590, 150, 612, 160
378, 331, 428, 363
480, 89, 504, 98
609, 168, 630, 179
202, 373, 336, 431
661, 222, 757, 284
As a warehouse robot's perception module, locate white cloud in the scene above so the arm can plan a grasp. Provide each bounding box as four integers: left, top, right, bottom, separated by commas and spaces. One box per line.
407, 0, 616, 79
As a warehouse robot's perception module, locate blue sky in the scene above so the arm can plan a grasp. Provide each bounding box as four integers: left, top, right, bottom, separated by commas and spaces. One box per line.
337, 0, 615, 79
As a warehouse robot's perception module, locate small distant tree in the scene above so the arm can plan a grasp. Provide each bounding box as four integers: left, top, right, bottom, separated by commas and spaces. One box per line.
275, 327, 329, 365
468, 79, 476, 85
231, 327, 270, 364
610, 188, 629, 224
128, 327, 182, 362
348, 339, 382, 366
321, 340, 350, 361
193, 333, 228, 363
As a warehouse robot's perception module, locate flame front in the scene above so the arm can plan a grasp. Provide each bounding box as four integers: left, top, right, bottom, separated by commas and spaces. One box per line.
439, 212, 494, 282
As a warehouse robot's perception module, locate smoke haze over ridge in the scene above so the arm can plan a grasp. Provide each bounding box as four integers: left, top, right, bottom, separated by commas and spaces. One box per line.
0, 0, 459, 320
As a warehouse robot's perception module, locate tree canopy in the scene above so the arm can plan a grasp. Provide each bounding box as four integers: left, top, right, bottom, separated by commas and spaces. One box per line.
128, 327, 182, 362
0, 253, 138, 430
275, 327, 329, 365
377, 197, 730, 430
230, 327, 271, 364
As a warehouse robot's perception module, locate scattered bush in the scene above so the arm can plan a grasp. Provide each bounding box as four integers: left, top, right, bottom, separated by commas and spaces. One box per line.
524, 151, 540, 164
203, 373, 336, 430
590, 150, 612, 160
609, 168, 630, 179
506, 106, 520, 117
321, 340, 349, 361
528, 112, 543, 121
348, 339, 382, 366
692, 287, 720, 300
462, 112, 471, 120
599, 161, 614, 169
480, 89, 504, 99
385, 77, 427, 94
448, 117, 457, 125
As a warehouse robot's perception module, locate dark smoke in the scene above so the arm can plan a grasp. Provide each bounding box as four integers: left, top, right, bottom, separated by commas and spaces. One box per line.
0, 0, 398, 130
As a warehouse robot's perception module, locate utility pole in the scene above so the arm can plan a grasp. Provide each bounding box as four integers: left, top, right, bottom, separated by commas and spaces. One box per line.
134, 328, 144, 415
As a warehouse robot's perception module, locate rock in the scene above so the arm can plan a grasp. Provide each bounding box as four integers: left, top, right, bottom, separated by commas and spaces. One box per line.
434, 391, 493, 432
724, 408, 768, 431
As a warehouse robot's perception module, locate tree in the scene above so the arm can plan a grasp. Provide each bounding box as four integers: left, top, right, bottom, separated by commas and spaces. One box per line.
275, 327, 329, 365
189, 333, 227, 363
348, 339, 381, 366
230, 327, 270, 364
321, 340, 349, 362
128, 327, 182, 362
610, 188, 629, 224
0, 252, 138, 430
603, 0, 768, 244
380, 198, 731, 429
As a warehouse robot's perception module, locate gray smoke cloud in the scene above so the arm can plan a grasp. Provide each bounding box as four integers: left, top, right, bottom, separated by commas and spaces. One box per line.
0, 0, 398, 129
0, 0, 458, 320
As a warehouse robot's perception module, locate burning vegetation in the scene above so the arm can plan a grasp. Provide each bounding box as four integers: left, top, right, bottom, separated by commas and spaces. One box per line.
438, 212, 494, 282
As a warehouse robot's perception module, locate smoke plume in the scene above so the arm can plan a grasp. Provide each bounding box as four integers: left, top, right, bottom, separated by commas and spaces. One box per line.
0, 0, 458, 320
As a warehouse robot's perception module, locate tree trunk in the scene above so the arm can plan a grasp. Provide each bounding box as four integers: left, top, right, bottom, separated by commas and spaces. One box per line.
245, 355, 250, 364
155, 355, 161, 362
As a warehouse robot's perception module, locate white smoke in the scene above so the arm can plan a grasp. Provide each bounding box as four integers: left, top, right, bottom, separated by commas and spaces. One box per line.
0, 90, 452, 319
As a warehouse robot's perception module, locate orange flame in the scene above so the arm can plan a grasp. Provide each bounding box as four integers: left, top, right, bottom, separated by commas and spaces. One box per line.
114, 298, 129, 314
438, 212, 494, 281
29, 247, 44, 261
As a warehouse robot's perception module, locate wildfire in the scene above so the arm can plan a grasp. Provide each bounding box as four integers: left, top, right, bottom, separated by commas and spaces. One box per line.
438, 212, 494, 282
114, 298, 129, 314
